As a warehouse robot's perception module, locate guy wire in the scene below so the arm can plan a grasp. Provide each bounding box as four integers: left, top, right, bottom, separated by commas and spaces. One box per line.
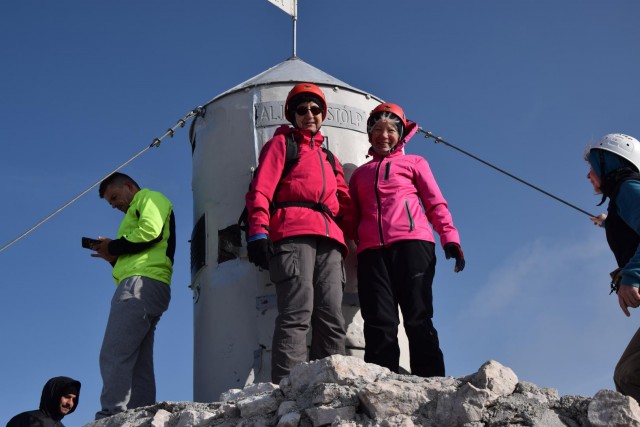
418, 128, 596, 218
0, 107, 203, 254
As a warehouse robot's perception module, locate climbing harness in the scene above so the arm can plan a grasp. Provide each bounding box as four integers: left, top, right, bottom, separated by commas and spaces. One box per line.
418, 128, 597, 218
0, 107, 204, 254
609, 268, 622, 295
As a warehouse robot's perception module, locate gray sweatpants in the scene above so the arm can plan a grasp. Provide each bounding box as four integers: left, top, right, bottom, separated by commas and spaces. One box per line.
95, 276, 171, 420
269, 235, 346, 384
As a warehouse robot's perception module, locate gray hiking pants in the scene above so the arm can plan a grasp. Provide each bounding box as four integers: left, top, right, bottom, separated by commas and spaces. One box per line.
96, 276, 170, 419
269, 235, 346, 384
614, 326, 640, 403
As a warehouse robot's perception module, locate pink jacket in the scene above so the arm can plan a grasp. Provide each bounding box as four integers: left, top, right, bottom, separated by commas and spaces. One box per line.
246, 125, 351, 254
348, 122, 460, 254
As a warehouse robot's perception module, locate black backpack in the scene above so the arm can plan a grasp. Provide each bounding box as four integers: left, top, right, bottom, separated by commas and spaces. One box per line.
237, 133, 338, 236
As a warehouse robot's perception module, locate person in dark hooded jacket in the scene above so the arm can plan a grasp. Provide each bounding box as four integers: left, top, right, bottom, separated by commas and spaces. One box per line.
586, 133, 640, 402
7, 376, 81, 427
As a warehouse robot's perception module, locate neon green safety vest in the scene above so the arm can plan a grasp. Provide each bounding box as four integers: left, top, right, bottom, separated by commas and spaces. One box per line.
112, 188, 175, 285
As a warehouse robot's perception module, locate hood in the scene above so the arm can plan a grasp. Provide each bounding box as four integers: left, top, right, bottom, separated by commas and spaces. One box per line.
588, 149, 630, 179
272, 124, 325, 147
367, 120, 419, 158
39, 376, 81, 421
588, 148, 639, 204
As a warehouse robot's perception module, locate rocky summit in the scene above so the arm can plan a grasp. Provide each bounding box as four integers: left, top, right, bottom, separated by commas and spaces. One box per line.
84, 356, 640, 427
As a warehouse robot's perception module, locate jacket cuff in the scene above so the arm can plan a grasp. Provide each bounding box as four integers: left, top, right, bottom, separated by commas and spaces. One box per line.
248, 233, 268, 242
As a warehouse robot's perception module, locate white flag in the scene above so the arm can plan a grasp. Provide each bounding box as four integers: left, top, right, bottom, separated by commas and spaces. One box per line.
266, 0, 296, 17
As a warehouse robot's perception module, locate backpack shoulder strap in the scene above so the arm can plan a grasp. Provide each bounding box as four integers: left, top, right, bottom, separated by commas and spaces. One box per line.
283, 134, 337, 178
281, 133, 299, 180
322, 147, 338, 176
239, 134, 299, 231
240, 135, 339, 232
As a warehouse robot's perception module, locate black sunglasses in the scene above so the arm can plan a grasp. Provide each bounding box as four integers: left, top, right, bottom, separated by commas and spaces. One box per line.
295, 106, 322, 116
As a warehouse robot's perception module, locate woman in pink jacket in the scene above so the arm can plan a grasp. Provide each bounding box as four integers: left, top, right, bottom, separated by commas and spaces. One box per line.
245, 83, 351, 383
348, 102, 465, 377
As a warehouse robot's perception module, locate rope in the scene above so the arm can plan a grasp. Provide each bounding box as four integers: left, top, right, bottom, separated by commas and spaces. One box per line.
0, 107, 204, 254
417, 128, 597, 218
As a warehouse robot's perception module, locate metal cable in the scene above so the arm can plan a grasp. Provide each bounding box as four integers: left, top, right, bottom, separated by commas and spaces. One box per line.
418, 128, 596, 218
0, 107, 204, 254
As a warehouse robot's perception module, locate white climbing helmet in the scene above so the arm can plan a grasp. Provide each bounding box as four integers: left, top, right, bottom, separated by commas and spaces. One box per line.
585, 133, 640, 172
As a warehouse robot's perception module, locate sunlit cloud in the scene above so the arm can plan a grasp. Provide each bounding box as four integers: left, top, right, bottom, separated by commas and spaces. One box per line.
446, 232, 639, 396
465, 233, 612, 317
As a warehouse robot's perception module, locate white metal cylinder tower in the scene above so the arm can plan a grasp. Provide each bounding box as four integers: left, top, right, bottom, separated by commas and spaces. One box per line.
189, 57, 410, 402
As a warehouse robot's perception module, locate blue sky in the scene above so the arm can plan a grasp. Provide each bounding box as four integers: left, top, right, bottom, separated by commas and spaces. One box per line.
1, 1, 639, 425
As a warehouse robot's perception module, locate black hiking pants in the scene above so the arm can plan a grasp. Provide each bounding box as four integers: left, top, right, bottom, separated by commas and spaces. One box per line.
357, 240, 444, 377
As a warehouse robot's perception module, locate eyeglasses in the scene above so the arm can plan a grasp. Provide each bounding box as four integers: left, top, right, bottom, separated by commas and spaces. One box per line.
295, 106, 322, 116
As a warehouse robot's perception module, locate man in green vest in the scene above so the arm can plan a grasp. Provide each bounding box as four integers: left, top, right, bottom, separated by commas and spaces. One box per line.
89, 172, 175, 419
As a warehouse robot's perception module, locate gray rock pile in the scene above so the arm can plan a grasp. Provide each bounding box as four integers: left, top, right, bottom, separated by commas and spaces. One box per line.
85, 355, 640, 427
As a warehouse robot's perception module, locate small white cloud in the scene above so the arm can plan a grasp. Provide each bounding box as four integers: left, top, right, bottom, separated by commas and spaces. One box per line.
464, 233, 612, 317
443, 232, 636, 396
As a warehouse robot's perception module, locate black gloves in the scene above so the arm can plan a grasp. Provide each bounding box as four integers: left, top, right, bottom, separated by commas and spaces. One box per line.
247, 237, 273, 270
444, 242, 465, 272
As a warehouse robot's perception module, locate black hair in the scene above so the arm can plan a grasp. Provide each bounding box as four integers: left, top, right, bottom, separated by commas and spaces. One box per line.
99, 172, 140, 198
288, 94, 325, 118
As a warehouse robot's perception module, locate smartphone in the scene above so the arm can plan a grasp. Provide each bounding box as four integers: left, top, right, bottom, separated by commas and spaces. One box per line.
81, 237, 101, 249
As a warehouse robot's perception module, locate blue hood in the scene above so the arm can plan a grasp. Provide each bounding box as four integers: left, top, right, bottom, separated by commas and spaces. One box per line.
588, 149, 629, 179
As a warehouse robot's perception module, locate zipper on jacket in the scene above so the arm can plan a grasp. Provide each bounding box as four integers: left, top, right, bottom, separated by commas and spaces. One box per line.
374, 159, 385, 246
384, 162, 391, 180
404, 200, 415, 231
313, 132, 330, 236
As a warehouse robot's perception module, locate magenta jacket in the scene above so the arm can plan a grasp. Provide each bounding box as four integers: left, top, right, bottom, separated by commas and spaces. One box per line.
348, 121, 460, 254
246, 125, 351, 254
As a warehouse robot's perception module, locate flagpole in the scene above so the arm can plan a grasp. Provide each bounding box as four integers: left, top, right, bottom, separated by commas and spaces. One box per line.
265, 0, 298, 56
292, 0, 298, 57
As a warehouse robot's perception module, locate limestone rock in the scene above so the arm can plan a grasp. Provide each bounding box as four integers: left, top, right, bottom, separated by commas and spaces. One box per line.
83, 356, 640, 427
466, 359, 518, 397
588, 389, 640, 427
283, 354, 389, 395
